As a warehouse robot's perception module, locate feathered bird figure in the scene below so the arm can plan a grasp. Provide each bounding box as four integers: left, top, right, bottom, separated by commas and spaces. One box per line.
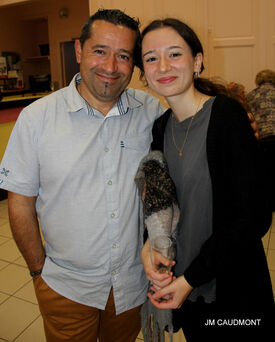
135, 150, 179, 244
135, 150, 180, 342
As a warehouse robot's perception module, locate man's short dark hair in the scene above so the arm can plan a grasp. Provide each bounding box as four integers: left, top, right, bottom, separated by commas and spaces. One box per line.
79, 9, 142, 69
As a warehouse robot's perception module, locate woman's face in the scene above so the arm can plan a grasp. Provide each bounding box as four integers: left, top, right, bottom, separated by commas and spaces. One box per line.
142, 27, 202, 99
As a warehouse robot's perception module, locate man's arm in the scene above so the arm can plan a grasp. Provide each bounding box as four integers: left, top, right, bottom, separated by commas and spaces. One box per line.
8, 191, 45, 273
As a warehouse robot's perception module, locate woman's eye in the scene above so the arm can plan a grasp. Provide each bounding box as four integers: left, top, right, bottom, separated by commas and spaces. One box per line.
144, 56, 157, 63
170, 52, 182, 58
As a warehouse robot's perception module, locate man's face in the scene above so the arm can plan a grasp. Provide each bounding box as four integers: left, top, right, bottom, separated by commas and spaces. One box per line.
75, 20, 136, 110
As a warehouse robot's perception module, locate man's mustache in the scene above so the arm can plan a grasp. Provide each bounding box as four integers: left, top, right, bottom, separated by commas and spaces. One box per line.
94, 68, 121, 78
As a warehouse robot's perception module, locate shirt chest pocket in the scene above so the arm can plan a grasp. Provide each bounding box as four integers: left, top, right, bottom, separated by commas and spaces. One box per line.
120, 133, 152, 171
120, 132, 152, 152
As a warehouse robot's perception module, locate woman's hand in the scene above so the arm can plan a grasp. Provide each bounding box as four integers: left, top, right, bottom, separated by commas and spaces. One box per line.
148, 275, 193, 309
141, 239, 174, 289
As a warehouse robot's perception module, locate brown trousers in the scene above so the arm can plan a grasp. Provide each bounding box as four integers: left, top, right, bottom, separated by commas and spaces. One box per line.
33, 275, 141, 342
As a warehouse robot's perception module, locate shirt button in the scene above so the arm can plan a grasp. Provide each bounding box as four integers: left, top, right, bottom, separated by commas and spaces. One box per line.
110, 213, 115, 218
108, 180, 112, 185
112, 270, 117, 276
104, 147, 109, 152
112, 243, 117, 249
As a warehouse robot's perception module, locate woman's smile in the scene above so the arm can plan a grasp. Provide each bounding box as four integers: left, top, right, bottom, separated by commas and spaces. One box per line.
157, 76, 177, 84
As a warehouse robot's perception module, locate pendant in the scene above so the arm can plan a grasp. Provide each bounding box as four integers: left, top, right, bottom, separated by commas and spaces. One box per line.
178, 152, 183, 157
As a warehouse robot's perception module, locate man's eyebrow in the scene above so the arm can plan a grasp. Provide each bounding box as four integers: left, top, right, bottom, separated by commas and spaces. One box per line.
143, 45, 183, 58
92, 45, 133, 56
119, 48, 133, 56
92, 44, 108, 49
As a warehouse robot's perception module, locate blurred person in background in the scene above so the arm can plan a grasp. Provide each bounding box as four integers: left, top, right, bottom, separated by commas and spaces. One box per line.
247, 69, 275, 211
228, 81, 259, 139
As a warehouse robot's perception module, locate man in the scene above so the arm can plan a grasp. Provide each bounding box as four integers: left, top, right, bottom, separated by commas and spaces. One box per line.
0, 9, 164, 342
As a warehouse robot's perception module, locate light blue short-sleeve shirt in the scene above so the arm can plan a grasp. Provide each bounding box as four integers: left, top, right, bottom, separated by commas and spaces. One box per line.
0, 74, 165, 314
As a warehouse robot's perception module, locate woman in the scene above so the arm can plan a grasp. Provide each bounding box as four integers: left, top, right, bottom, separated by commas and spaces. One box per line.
140, 18, 274, 341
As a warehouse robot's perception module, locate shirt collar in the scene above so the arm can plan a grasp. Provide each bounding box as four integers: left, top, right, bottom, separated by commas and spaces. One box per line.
65, 73, 142, 117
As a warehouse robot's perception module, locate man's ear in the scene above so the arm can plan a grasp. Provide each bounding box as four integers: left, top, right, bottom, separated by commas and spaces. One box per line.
74, 39, 82, 64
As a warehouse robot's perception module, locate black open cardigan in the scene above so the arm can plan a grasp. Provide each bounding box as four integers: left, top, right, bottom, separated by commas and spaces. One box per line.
151, 95, 274, 320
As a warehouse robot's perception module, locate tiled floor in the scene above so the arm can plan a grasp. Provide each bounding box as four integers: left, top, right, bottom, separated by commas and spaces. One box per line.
0, 198, 274, 342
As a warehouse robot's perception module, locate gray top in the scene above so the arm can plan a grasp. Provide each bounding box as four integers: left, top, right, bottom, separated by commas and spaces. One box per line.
164, 97, 216, 303
0, 73, 165, 314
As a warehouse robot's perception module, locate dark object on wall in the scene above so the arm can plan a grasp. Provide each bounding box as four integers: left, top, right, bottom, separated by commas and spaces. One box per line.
29, 74, 51, 92
39, 44, 50, 56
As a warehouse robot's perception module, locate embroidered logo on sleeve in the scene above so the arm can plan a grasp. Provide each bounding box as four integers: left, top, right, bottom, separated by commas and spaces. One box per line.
1, 168, 10, 177
0, 168, 10, 184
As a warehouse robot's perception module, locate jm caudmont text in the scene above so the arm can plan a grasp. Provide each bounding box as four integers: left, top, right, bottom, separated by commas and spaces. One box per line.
204, 319, 261, 326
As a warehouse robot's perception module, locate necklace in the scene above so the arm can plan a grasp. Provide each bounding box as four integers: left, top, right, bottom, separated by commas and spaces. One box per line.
171, 96, 202, 157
